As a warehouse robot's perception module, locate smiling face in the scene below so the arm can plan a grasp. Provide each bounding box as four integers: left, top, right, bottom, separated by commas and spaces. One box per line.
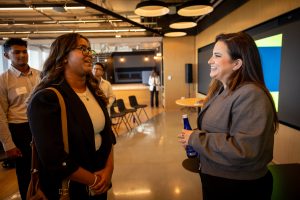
65, 37, 93, 78
4, 45, 28, 70
208, 41, 242, 87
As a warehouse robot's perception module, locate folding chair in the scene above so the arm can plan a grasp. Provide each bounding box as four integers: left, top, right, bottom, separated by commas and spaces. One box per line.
128, 95, 149, 121
116, 99, 141, 125
110, 101, 131, 135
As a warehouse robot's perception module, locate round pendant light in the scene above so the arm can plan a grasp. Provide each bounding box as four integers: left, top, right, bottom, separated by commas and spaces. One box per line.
164, 31, 187, 37
169, 19, 197, 29
177, 0, 213, 17
135, 1, 170, 17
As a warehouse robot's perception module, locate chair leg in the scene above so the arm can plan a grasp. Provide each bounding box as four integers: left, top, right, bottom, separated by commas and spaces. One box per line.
112, 125, 119, 137
116, 117, 122, 129
111, 118, 119, 137
137, 109, 143, 118
123, 115, 132, 130
134, 112, 141, 124
122, 117, 130, 131
142, 108, 149, 120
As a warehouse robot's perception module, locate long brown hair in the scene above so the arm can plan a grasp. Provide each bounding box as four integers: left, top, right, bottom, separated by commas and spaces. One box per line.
205, 32, 278, 131
30, 33, 107, 104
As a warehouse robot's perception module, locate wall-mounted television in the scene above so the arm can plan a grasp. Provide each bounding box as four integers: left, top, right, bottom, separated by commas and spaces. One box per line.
197, 8, 300, 130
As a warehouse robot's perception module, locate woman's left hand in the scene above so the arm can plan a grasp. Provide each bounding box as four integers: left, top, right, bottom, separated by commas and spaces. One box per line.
178, 129, 193, 148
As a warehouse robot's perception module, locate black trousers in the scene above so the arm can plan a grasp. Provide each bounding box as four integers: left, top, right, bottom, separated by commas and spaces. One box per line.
150, 87, 159, 107
200, 170, 273, 200
9, 123, 32, 200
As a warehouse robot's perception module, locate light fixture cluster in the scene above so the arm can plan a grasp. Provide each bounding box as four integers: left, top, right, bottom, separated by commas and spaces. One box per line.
134, 0, 213, 37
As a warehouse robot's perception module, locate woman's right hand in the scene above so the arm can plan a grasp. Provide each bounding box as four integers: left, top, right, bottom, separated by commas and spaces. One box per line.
91, 168, 112, 194
178, 129, 193, 148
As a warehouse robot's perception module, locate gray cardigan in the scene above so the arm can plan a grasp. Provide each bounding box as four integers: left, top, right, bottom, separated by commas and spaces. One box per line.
189, 83, 275, 180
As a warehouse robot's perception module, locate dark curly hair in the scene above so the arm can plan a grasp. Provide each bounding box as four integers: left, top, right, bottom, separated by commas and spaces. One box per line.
3, 38, 27, 53
30, 33, 107, 105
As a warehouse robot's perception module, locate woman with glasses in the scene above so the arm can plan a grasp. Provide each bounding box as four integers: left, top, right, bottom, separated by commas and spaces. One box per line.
27, 33, 115, 199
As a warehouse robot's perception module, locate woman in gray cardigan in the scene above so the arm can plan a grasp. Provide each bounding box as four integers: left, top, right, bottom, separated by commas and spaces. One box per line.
179, 32, 278, 200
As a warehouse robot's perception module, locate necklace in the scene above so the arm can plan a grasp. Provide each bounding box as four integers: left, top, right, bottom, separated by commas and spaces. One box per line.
76, 89, 89, 101
80, 92, 89, 101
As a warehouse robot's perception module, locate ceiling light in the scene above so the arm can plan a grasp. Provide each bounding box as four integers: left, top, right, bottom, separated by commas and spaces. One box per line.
164, 32, 187, 37
0, 6, 85, 11
58, 20, 106, 24
76, 29, 129, 33
177, 0, 213, 17
129, 29, 146, 32
169, 18, 197, 29
0, 32, 14, 34
135, 1, 169, 17
0, 7, 32, 11
34, 30, 73, 34
15, 31, 31, 34
64, 6, 86, 10
120, 57, 125, 62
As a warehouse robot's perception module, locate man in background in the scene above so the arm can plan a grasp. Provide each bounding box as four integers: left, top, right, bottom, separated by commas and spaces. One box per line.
92, 62, 115, 114
0, 38, 40, 199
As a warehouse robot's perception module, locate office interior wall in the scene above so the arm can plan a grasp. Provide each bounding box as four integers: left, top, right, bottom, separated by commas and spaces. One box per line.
163, 36, 195, 110
195, 0, 300, 164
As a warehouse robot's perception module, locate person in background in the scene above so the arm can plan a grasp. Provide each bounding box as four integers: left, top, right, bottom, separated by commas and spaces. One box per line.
27, 33, 115, 199
0, 38, 40, 200
178, 32, 278, 200
92, 62, 115, 114
148, 70, 160, 107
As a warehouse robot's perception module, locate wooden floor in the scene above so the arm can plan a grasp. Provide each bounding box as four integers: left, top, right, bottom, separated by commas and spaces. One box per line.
0, 166, 19, 200
0, 85, 165, 200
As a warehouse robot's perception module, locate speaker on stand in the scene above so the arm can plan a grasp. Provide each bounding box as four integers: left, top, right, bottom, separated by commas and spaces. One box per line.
185, 64, 193, 97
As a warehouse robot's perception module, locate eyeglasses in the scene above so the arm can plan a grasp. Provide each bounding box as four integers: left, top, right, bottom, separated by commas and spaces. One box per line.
74, 46, 96, 56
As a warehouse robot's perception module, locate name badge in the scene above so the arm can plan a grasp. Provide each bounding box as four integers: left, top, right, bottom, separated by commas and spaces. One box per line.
15, 87, 28, 95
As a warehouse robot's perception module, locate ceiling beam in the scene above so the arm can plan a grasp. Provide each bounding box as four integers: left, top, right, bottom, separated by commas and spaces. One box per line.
73, 0, 162, 36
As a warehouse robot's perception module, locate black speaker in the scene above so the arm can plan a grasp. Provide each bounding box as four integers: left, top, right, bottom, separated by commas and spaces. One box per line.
185, 64, 193, 83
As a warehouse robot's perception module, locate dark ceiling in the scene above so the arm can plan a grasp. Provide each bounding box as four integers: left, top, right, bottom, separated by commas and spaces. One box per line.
0, 0, 248, 40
